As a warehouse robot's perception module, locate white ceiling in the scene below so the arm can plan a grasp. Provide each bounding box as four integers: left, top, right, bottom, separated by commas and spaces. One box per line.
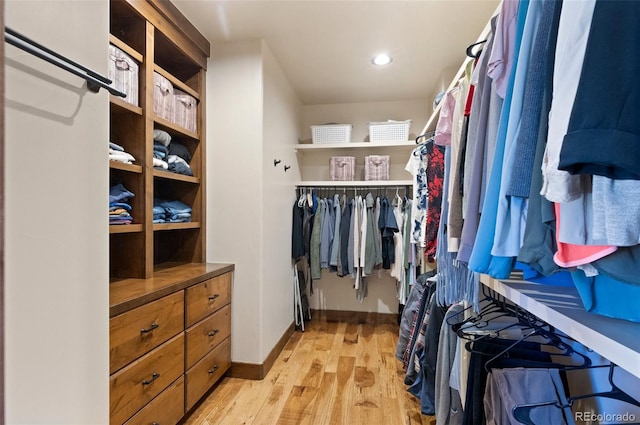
172, 0, 499, 105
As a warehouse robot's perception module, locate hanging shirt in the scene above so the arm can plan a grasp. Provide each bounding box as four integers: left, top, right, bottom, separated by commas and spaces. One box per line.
468, 0, 531, 279
405, 147, 428, 246
540, 0, 596, 203
390, 195, 405, 283
425, 143, 445, 261
492, 0, 544, 258
310, 198, 324, 280
352, 196, 362, 287
486, 0, 519, 99
360, 195, 368, 277
506, 0, 558, 198
330, 194, 341, 268
291, 200, 305, 261
459, 16, 498, 264
553, 203, 617, 268
320, 198, 334, 269
364, 193, 379, 275
448, 70, 471, 252
347, 198, 357, 276
379, 196, 399, 269
434, 90, 457, 146
339, 195, 352, 277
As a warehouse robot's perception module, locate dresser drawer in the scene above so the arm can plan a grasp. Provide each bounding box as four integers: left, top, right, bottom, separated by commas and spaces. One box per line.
185, 272, 231, 327
185, 337, 231, 410
186, 304, 231, 369
110, 333, 185, 425
124, 376, 185, 425
110, 291, 184, 374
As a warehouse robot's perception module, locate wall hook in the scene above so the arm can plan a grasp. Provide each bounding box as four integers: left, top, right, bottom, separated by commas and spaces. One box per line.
284, 165, 291, 172
273, 159, 282, 167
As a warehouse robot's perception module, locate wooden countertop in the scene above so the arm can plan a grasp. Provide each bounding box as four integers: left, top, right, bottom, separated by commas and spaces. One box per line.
110, 262, 235, 317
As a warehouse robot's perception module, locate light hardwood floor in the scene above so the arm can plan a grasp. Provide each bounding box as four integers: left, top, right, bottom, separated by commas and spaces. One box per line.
182, 317, 435, 425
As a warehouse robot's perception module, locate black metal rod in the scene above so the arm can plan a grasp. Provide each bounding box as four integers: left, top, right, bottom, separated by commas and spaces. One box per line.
5, 27, 127, 98
6, 27, 112, 84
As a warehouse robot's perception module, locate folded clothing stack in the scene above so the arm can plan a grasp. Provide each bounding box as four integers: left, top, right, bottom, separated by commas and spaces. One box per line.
153, 199, 192, 223
109, 183, 135, 225
109, 141, 135, 164
152, 204, 166, 223
152, 129, 193, 176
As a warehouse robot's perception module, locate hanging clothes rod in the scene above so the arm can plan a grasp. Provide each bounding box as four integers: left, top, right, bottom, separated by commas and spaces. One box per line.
5, 27, 127, 98
295, 184, 411, 191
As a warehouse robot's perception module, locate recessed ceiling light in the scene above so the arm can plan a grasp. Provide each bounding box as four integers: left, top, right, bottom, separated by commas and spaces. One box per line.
372, 54, 392, 66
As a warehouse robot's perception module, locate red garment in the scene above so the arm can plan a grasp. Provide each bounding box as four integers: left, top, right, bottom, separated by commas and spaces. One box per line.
425, 144, 445, 261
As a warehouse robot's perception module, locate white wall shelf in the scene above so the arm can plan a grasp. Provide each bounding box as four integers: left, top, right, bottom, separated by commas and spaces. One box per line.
481, 275, 640, 380
296, 140, 415, 149
296, 180, 412, 187
295, 141, 417, 157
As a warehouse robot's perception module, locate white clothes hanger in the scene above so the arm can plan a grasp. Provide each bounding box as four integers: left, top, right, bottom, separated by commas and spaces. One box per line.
306, 189, 313, 208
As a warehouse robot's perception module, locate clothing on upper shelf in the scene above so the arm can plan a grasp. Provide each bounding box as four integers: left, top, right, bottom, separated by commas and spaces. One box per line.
153, 157, 168, 170
109, 148, 135, 164
109, 141, 124, 151
109, 184, 134, 225
153, 199, 192, 223
153, 142, 169, 159
153, 129, 171, 146
168, 142, 192, 163
154, 139, 194, 176
167, 154, 193, 176
109, 140, 136, 164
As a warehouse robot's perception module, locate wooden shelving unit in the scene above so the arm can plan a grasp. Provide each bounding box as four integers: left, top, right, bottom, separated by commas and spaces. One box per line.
108, 0, 208, 279
107, 3, 231, 425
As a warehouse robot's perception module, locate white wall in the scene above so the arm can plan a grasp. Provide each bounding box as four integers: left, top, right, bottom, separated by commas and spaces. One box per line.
207, 40, 266, 364
4, 1, 109, 423
261, 42, 302, 356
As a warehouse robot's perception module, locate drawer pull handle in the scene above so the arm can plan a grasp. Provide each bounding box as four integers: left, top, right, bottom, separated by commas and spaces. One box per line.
142, 372, 160, 386
208, 365, 219, 374
140, 323, 159, 334
208, 329, 220, 337
208, 294, 220, 301
152, 423, 159, 425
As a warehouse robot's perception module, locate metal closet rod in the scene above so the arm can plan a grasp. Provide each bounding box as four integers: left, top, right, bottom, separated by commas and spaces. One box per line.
295, 185, 411, 191
5, 26, 127, 98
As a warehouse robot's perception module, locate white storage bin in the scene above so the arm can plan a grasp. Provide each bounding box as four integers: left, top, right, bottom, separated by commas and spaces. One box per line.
311, 124, 352, 144
173, 89, 197, 133
108, 44, 139, 106
330, 156, 356, 181
368, 120, 411, 142
153, 71, 174, 122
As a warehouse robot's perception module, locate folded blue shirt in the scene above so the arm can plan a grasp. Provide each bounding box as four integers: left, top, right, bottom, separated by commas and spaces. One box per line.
109, 184, 135, 204
157, 199, 192, 215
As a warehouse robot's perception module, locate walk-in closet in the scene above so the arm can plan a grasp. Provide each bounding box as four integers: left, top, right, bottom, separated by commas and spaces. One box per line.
4, 0, 640, 424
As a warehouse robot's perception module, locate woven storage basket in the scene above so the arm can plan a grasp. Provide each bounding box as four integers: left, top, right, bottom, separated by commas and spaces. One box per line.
364, 155, 390, 181
153, 72, 174, 122
173, 89, 197, 133
108, 45, 139, 106
330, 156, 356, 181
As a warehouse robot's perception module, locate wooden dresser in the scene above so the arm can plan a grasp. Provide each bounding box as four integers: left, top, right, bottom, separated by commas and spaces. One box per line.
110, 263, 234, 425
